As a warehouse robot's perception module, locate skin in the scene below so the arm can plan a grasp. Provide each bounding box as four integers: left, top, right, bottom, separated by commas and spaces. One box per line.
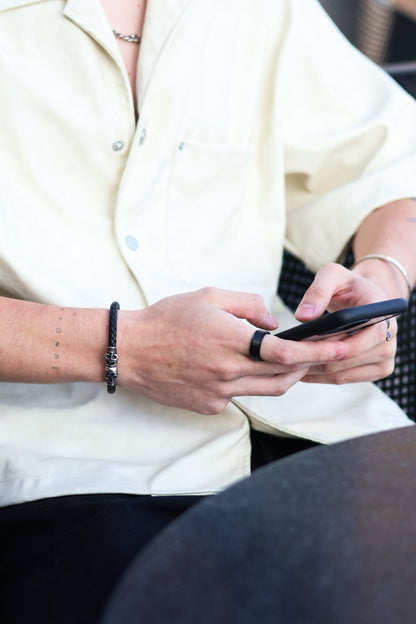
1, 5, 415, 416
100, 0, 147, 117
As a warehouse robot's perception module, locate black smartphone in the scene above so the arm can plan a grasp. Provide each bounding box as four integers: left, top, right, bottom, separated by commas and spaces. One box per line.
274, 298, 408, 341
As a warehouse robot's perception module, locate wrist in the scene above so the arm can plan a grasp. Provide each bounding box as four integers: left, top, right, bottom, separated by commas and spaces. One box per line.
60, 307, 109, 384
114, 308, 149, 391
351, 256, 411, 300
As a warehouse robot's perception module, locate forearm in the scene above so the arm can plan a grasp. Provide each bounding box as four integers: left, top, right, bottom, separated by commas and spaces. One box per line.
0, 297, 108, 384
351, 198, 416, 300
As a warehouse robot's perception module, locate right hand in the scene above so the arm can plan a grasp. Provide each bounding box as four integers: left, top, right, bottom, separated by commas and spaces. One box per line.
117, 288, 349, 414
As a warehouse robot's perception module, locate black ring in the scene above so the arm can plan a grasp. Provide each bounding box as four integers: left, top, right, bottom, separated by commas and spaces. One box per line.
249, 330, 270, 361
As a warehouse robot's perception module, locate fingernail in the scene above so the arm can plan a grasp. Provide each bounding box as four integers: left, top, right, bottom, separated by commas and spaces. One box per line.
267, 311, 278, 327
298, 303, 316, 317
333, 345, 348, 360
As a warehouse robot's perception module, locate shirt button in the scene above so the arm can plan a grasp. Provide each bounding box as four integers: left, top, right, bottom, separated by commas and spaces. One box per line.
125, 235, 139, 251
139, 129, 147, 145
112, 141, 124, 152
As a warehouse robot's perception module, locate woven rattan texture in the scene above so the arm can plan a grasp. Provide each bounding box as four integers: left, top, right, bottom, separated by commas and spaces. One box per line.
277, 250, 416, 422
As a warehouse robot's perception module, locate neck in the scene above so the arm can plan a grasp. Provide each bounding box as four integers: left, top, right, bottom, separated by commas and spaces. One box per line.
99, 0, 148, 119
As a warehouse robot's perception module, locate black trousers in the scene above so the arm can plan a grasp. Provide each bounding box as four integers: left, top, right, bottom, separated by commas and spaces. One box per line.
0, 432, 318, 624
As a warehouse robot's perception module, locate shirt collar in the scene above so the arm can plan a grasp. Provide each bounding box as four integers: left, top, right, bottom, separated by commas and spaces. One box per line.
0, 0, 47, 10
136, 0, 194, 106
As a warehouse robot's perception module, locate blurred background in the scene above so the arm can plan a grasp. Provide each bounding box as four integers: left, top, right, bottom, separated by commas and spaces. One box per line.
319, 0, 416, 96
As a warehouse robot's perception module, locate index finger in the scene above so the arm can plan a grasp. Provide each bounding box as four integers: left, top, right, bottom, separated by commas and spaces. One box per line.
258, 333, 350, 366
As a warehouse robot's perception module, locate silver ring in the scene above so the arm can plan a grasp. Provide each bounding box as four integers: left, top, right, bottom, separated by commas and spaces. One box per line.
249, 330, 270, 361
386, 330, 392, 342
386, 318, 390, 330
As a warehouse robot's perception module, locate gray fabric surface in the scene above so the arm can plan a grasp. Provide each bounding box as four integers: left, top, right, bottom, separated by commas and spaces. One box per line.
101, 427, 416, 624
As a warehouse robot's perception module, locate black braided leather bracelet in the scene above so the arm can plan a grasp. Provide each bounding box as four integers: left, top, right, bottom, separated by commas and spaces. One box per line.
105, 301, 120, 394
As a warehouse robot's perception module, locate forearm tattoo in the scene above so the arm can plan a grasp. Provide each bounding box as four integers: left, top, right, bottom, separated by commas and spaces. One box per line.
51, 308, 64, 371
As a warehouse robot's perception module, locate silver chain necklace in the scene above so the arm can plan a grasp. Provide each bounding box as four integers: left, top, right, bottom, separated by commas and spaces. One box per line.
112, 29, 142, 44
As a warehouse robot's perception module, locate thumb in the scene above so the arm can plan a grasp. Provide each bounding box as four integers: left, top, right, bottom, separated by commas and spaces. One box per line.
295, 263, 350, 321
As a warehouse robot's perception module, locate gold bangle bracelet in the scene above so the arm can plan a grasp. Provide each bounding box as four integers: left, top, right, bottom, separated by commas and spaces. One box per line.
352, 254, 412, 299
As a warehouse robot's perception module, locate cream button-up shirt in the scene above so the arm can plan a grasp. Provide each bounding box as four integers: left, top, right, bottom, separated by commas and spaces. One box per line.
0, 0, 415, 505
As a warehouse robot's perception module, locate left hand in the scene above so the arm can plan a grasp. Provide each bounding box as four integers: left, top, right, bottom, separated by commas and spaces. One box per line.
294, 262, 398, 384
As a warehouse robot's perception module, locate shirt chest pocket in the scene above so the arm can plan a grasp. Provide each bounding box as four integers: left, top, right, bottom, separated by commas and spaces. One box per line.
165, 140, 254, 285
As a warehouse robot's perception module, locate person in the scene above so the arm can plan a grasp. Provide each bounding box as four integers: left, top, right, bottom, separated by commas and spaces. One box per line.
1, 0, 416, 622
